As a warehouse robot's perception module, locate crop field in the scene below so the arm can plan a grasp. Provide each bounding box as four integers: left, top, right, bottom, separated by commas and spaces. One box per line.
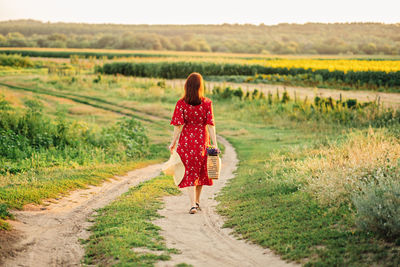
0, 51, 399, 266
2, 48, 400, 92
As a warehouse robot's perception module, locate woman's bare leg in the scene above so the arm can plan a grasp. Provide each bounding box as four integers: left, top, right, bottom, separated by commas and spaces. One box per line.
195, 185, 203, 204
187, 186, 196, 207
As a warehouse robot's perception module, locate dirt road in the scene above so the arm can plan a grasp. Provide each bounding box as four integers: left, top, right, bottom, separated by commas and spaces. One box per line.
154, 136, 297, 267
3, 135, 296, 267
3, 163, 163, 267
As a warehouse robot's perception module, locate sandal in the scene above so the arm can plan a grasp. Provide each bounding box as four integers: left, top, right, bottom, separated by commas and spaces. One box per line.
189, 207, 197, 214
195, 202, 202, 211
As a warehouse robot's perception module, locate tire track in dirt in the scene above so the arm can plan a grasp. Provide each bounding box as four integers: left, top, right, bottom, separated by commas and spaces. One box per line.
3, 163, 163, 267
154, 135, 297, 267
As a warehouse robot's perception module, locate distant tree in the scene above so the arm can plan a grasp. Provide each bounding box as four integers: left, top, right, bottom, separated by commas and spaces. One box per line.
67, 35, 91, 48
45, 33, 67, 48
198, 39, 211, 52
36, 37, 49, 47
0, 34, 6, 46
359, 42, 377, 55
183, 40, 198, 51
134, 34, 163, 50
281, 35, 290, 42
170, 36, 184, 51
49, 40, 67, 48
159, 36, 174, 50
118, 33, 136, 49
377, 44, 397, 55
95, 35, 116, 48
48, 33, 67, 42
6, 32, 27, 47
211, 43, 229, 53
314, 38, 349, 54
270, 41, 299, 54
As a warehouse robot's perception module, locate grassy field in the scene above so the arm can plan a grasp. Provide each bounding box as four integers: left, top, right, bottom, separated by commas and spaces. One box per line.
214, 111, 399, 266
0, 66, 179, 229
0, 54, 399, 265
210, 88, 399, 265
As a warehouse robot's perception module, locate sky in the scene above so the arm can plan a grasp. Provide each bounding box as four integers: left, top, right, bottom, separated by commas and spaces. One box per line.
0, 0, 399, 25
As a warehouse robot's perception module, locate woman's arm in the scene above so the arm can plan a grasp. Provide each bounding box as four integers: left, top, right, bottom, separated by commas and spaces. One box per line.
207, 125, 218, 148
169, 125, 183, 153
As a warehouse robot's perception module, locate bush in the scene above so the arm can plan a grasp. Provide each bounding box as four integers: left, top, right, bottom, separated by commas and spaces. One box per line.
296, 129, 400, 207
352, 179, 400, 240
0, 95, 11, 110
0, 203, 12, 219
0, 96, 149, 173
232, 87, 244, 98
0, 53, 34, 68
281, 90, 290, 103
99, 117, 149, 159
212, 86, 245, 100
157, 80, 166, 88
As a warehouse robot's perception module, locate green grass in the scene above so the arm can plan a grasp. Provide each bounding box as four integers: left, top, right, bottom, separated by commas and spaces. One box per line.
0, 160, 162, 210
0, 70, 176, 229
0, 203, 12, 230
214, 106, 399, 265
1, 66, 399, 266
83, 175, 181, 266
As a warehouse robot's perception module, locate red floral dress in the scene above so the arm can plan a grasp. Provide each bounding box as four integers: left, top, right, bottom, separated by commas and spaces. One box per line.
170, 97, 215, 188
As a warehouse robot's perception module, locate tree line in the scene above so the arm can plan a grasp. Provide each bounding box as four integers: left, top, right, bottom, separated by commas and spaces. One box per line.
0, 20, 399, 55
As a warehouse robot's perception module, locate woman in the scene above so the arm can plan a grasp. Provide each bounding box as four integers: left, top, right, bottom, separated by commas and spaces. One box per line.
169, 72, 218, 214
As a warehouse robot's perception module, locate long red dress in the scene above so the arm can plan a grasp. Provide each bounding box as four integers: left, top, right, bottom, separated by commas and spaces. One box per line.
170, 97, 215, 188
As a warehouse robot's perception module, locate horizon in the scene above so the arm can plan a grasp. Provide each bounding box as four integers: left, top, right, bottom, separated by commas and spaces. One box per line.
0, 0, 399, 25
1, 18, 399, 26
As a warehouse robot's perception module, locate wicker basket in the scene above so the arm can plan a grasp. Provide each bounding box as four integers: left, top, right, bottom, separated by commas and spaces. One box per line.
207, 155, 221, 179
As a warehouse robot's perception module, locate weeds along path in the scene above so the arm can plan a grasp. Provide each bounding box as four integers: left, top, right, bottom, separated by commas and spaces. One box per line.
3, 163, 163, 267
154, 135, 297, 267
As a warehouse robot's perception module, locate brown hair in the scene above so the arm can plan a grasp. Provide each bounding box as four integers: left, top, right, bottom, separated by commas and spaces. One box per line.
183, 72, 204, 105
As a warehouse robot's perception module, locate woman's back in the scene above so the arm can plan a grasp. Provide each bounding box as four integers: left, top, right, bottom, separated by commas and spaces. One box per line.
171, 97, 214, 127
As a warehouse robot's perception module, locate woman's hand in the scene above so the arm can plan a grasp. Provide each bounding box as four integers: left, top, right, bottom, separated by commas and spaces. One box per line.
168, 142, 176, 154
169, 125, 183, 154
